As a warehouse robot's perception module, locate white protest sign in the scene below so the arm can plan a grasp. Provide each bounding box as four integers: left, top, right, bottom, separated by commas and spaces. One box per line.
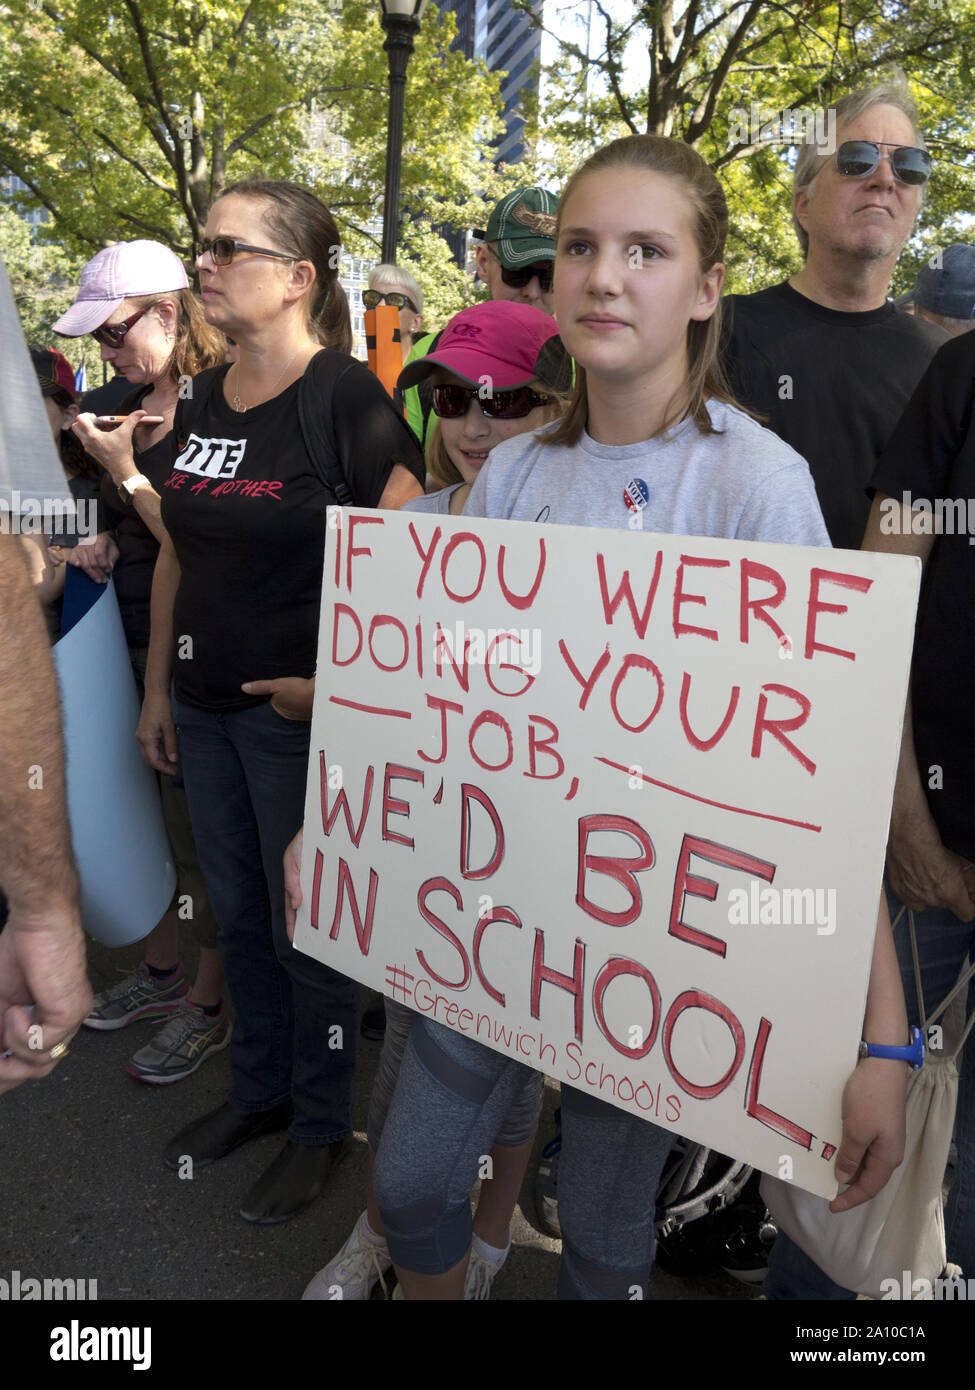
294, 508, 920, 1199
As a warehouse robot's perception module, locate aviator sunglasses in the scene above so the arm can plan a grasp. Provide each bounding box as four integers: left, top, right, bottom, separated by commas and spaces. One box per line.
431, 382, 552, 420
196, 237, 300, 266
834, 140, 932, 186
363, 289, 419, 313
487, 245, 554, 293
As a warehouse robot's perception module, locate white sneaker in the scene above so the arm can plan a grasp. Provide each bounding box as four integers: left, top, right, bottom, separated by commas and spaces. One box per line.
465, 1243, 505, 1300
390, 1241, 507, 1300
301, 1211, 392, 1301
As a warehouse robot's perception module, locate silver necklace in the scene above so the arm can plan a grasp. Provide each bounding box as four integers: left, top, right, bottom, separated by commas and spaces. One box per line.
231, 349, 301, 412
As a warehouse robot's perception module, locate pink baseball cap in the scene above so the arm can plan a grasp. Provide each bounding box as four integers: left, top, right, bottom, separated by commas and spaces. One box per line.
398, 300, 567, 391
53, 240, 189, 337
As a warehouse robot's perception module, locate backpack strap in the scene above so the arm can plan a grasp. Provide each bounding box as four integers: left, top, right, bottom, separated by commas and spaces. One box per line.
297, 349, 360, 506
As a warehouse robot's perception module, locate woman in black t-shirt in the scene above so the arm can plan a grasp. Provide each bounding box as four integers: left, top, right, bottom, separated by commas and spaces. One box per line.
137, 181, 424, 1223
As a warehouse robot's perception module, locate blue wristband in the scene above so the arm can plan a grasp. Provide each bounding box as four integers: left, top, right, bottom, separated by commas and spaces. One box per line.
859, 1025, 924, 1070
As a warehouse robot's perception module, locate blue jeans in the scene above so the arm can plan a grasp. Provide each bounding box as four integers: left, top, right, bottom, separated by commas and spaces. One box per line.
172, 697, 358, 1145
766, 884, 975, 1298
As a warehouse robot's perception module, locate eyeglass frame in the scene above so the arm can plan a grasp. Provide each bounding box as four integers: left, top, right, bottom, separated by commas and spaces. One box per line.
363, 288, 419, 314
90, 305, 155, 348
431, 381, 553, 421
831, 140, 933, 187
485, 245, 554, 293
196, 237, 301, 267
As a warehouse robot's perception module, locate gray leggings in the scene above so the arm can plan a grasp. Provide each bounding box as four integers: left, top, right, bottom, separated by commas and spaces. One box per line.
373, 1016, 675, 1294
367, 998, 543, 1152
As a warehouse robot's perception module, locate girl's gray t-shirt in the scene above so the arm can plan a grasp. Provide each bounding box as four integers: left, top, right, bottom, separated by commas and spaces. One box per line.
464, 401, 831, 548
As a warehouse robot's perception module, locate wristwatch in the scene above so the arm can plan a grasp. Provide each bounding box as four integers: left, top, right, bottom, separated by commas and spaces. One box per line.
118, 473, 152, 504
859, 1025, 924, 1070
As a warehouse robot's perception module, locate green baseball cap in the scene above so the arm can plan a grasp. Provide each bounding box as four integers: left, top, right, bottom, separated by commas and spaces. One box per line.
483, 186, 558, 268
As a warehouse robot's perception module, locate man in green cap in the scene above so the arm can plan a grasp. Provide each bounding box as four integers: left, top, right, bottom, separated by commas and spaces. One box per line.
474, 184, 557, 314
401, 185, 557, 450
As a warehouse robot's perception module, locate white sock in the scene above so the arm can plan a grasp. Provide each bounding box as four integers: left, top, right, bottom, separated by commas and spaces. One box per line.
360, 1212, 387, 1246
472, 1233, 510, 1268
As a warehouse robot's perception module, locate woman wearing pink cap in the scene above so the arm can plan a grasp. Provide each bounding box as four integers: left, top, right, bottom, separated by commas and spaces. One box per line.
54, 242, 231, 1087
292, 299, 569, 1298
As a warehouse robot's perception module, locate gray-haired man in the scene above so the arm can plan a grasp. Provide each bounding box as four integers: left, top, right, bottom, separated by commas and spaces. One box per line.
723, 82, 947, 550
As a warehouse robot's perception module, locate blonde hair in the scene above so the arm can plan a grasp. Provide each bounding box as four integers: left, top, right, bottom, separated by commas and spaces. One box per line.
128, 288, 227, 380
545, 134, 737, 446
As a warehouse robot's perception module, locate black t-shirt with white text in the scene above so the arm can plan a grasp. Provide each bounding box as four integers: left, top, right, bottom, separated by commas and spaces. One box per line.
161, 355, 423, 711
869, 332, 975, 863
722, 282, 947, 550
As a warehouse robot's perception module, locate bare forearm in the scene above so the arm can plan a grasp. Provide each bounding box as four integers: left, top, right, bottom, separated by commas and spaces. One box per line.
127, 486, 169, 547
0, 535, 78, 915
862, 893, 908, 1046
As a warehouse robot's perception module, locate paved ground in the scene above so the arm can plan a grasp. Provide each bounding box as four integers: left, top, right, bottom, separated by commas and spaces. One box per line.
0, 930, 758, 1303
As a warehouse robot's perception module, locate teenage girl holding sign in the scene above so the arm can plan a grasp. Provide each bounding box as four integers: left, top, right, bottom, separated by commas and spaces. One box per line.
369, 135, 910, 1300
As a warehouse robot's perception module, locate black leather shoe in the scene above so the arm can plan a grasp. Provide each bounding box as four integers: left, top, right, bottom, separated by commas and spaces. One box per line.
239, 1138, 346, 1224
163, 1099, 293, 1171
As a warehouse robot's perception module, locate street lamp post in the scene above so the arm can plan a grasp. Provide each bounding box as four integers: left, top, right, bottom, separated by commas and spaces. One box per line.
379, 0, 429, 265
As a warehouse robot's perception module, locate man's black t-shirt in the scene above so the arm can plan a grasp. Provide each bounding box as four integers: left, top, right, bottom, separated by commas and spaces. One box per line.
722, 282, 948, 550
869, 332, 975, 863
98, 382, 171, 648
161, 354, 424, 712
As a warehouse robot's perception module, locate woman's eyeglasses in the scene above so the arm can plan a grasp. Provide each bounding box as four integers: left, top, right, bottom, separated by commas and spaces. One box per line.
834, 140, 932, 187
91, 306, 153, 348
196, 237, 299, 266
487, 246, 554, 293
363, 289, 418, 313
431, 382, 552, 420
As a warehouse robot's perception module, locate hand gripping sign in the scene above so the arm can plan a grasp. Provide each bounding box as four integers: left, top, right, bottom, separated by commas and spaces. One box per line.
294, 508, 920, 1198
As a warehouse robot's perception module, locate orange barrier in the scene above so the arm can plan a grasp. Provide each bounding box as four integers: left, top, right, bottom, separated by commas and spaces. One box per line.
365, 304, 403, 402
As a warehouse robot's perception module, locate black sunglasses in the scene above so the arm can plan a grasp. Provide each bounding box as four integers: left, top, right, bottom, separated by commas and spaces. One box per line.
487, 246, 554, 293
91, 306, 153, 348
196, 237, 299, 266
363, 289, 418, 313
431, 382, 552, 420
834, 140, 932, 187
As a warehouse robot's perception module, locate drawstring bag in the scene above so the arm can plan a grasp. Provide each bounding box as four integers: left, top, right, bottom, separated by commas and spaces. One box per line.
761, 906, 974, 1299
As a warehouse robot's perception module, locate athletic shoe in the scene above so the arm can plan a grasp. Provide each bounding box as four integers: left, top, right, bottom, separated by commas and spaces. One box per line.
84, 961, 189, 1031
126, 1000, 230, 1084
533, 1110, 562, 1238
302, 1211, 392, 1301
465, 1240, 506, 1300
389, 1242, 506, 1300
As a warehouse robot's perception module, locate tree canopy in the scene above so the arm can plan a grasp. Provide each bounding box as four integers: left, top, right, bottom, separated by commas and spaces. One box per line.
519, 0, 975, 293
0, 0, 513, 326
